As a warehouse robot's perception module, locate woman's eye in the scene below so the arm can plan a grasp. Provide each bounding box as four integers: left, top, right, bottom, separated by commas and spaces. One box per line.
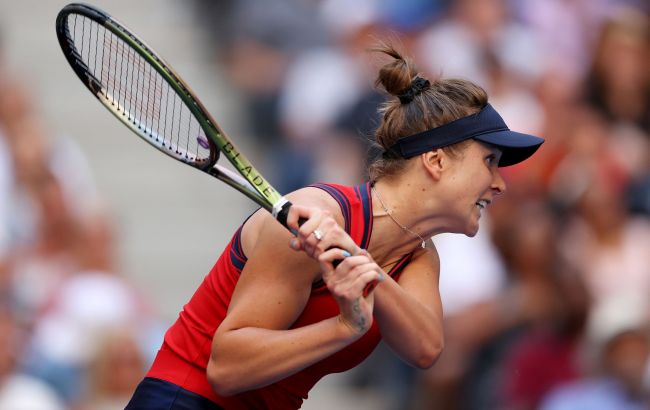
486, 155, 496, 165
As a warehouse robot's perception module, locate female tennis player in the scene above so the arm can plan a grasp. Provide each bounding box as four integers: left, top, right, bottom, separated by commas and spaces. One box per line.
126, 44, 543, 409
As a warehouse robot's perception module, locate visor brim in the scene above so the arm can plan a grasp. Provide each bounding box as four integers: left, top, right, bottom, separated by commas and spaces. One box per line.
475, 131, 544, 167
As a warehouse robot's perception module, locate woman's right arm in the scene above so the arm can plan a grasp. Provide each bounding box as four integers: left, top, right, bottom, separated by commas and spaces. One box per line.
206, 200, 378, 396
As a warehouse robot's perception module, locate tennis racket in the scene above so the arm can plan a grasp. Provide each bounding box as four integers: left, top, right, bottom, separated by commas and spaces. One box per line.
55, 3, 294, 224
55, 3, 377, 294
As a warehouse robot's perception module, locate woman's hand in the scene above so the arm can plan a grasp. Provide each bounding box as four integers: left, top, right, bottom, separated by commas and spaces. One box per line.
286, 204, 360, 259
286, 204, 384, 334
319, 249, 384, 334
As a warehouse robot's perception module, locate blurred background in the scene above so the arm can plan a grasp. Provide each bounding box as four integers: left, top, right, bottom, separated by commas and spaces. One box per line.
0, 0, 649, 409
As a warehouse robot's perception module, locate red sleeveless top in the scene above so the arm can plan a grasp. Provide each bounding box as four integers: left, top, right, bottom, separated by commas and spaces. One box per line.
146, 182, 413, 409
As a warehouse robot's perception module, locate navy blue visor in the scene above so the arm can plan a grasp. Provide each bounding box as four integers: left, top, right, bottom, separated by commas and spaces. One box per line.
383, 103, 544, 167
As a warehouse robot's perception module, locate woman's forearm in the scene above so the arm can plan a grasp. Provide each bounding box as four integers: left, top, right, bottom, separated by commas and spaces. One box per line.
373, 278, 444, 369
207, 316, 361, 396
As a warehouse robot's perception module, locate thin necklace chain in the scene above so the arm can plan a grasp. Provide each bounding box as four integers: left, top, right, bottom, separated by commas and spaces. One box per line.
372, 186, 427, 249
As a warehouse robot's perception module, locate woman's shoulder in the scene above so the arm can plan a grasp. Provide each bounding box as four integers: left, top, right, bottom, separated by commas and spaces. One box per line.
286, 184, 356, 225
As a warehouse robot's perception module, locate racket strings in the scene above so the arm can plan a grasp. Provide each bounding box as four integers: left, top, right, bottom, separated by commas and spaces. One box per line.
67, 15, 211, 165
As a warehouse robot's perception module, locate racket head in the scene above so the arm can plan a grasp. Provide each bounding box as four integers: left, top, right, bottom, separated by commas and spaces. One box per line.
56, 3, 220, 172
56, 3, 284, 213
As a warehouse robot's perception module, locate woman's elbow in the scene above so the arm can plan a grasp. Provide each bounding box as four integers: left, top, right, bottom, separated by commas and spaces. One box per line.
207, 359, 241, 397
414, 338, 444, 369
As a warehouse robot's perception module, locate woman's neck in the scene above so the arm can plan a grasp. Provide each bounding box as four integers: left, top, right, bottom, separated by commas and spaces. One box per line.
368, 179, 438, 264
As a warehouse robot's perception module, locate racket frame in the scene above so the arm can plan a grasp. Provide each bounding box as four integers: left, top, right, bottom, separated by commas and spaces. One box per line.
55, 3, 290, 220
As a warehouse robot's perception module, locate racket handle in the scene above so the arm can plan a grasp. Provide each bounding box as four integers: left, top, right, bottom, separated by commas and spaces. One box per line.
275, 199, 300, 230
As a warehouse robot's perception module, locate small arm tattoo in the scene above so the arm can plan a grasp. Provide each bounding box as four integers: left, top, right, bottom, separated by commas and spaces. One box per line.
353, 299, 366, 332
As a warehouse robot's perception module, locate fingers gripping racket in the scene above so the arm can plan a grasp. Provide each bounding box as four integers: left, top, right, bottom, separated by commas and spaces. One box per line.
56, 3, 377, 294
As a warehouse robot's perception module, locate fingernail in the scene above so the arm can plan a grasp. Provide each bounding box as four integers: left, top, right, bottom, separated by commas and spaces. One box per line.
290, 239, 299, 250
342, 250, 351, 258
379, 272, 385, 282
290, 228, 299, 236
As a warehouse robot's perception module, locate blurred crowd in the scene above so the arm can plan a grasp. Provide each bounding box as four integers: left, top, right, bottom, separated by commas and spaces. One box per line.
191, 0, 650, 409
0, 18, 163, 410
0, 0, 648, 409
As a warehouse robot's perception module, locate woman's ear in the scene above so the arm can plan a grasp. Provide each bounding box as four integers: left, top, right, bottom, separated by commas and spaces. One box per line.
421, 149, 444, 181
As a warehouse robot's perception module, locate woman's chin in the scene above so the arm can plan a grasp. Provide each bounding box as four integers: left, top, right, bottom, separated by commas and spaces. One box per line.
447, 222, 479, 237
463, 221, 480, 237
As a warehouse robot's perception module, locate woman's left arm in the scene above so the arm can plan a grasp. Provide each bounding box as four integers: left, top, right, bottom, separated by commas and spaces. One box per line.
372, 244, 444, 369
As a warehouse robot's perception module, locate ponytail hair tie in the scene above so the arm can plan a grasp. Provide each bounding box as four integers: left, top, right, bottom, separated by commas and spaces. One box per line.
398, 77, 430, 104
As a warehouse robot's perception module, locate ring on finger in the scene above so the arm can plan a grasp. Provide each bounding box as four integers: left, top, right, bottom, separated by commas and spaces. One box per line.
313, 229, 324, 241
